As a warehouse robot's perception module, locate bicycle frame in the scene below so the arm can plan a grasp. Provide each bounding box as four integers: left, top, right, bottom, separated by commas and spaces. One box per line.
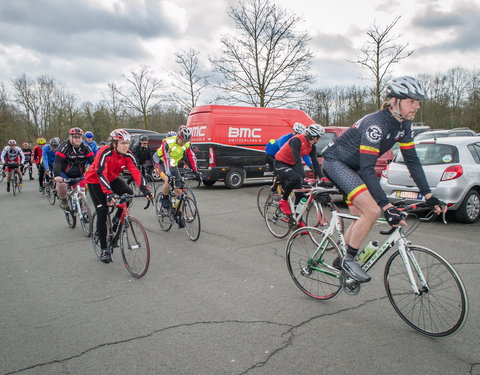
312, 207, 429, 295
289, 186, 326, 225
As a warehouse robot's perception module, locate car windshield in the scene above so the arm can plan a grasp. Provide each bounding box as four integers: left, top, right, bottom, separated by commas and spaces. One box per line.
414, 132, 449, 141
396, 143, 459, 165
314, 132, 337, 156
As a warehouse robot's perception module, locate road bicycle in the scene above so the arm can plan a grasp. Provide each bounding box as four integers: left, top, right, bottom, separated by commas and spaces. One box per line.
256, 175, 283, 217
62, 177, 92, 237
44, 174, 57, 205
155, 175, 201, 241
285, 188, 468, 337
264, 183, 331, 238
21, 162, 34, 180
90, 193, 151, 278
10, 169, 22, 196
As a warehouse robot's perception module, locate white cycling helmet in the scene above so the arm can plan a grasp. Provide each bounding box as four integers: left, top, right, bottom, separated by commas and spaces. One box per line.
306, 124, 325, 139
292, 122, 307, 134
386, 76, 428, 101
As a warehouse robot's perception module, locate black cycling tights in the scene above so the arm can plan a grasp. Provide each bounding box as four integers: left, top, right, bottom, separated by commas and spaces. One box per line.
275, 161, 303, 204
88, 178, 132, 249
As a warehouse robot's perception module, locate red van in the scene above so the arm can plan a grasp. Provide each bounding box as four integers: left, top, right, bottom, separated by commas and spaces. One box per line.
186, 105, 315, 188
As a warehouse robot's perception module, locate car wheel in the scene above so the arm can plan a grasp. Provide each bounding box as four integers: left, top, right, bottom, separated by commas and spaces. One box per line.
224, 169, 244, 189
202, 179, 216, 187
455, 189, 480, 223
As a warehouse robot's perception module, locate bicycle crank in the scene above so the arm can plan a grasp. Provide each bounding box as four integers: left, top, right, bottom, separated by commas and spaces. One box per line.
340, 272, 361, 295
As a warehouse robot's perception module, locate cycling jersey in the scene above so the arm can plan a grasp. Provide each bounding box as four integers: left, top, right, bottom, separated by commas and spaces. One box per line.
265, 133, 312, 166
54, 141, 94, 178
22, 148, 32, 163
131, 143, 152, 165
323, 108, 430, 207
85, 145, 148, 195
33, 145, 43, 165
1, 146, 25, 165
83, 139, 98, 155
42, 144, 57, 170
275, 134, 323, 178
154, 136, 197, 175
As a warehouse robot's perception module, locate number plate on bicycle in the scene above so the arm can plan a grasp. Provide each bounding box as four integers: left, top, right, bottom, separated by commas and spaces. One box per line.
395, 191, 422, 199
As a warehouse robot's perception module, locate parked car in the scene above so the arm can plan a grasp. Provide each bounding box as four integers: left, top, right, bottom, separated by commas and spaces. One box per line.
313, 126, 394, 178
380, 136, 480, 223
414, 127, 477, 141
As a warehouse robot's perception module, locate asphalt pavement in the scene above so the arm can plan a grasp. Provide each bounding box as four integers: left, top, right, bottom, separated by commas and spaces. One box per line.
0, 178, 479, 375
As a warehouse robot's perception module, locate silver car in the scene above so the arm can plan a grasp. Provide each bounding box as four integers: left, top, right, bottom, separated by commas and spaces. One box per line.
380, 136, 480, 223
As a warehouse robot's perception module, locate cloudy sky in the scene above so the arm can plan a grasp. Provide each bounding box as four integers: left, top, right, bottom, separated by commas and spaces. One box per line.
0, 0, 478, 104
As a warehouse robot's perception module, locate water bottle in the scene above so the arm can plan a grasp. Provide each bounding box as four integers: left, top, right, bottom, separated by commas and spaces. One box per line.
172, 195, 181, 208
358, 240, 379, 263
295, 197, 307, 214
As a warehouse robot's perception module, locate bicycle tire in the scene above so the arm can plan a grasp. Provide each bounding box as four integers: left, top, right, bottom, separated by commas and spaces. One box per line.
12, 177, 17, 196
257, 185, 276, 218
17, 178, 22, 193
120, 217, 150, 278
384, 245, 468, 337
155, 194, 173, 231
65, 208, 77, 228
183, 196, 201, 241
79, 197, 92, 237
90, 211, 104, 260
47, 183, 56, 205
0, 172, 5, 183
184, 186, 197, 205
264, 194, 291, 238
286, 227, 343, 300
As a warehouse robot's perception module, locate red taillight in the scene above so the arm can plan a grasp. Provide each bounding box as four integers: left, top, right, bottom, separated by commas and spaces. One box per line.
441, 165, 463, 181
208, 147, 215, 167
381, 164, 390, 179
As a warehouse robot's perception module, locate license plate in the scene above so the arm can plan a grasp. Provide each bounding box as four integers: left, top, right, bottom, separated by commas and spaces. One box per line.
395, 191, 422, 199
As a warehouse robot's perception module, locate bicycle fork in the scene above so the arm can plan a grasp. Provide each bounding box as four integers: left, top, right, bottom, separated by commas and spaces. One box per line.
397, 241, 430, 295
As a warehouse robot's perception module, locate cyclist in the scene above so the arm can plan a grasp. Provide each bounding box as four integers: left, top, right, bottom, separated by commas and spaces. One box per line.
33, 138, 46, 192
265, 122, 310, 172
53, 128, 94, 210
1, 140, 25, 192
274, 124, 325, 223
153, 125, 198, 228
85, 129, 153, 263
42, 138, 60, 186
129, 135, 152, 184
322, 76, 445, 283
83, 131, 98, 155
21, 142, 34, 180
165, 130, 177, 137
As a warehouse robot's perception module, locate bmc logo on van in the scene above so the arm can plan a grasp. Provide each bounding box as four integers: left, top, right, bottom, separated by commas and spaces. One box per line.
190, 126, 207, 137
228, 127, 261, 139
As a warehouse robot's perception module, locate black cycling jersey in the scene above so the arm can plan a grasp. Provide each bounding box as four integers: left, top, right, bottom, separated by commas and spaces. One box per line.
323, 108, 430, 207
54, 140, 94, 178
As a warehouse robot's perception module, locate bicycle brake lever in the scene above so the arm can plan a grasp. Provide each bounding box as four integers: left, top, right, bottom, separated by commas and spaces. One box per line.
144, 199, 151, 210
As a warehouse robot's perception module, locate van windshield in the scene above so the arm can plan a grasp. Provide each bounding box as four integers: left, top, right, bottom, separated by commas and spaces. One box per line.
314, 132, 337, 156
396, 144, 459, 165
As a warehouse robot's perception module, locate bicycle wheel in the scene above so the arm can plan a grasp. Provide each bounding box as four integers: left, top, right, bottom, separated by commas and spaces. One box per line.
90, 211, 106, 260
155, 194, 173, 231
78, 197, 92, 237
12, 177, 17, 196
384, 245, 468, 337
264, 194, 291, 238
257, 185, 276, 217
0, 171, 5, 183
17, 177, 22, 193
65, 208, 77, 228
120, 217, 150, 278
47, 183, 56, 205
184, 186, 197, 204
183, 196, 201, 241
286, 227, 343, 300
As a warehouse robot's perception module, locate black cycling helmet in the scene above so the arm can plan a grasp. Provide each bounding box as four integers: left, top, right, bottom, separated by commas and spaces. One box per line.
139, 135, 149, 142
50, 137, 60, 147
386, 76, 429, 101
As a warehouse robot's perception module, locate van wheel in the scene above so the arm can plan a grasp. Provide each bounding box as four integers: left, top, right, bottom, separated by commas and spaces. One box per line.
203, 180, 216, 187
455, 189, 480, 223
225, 169, 244, 189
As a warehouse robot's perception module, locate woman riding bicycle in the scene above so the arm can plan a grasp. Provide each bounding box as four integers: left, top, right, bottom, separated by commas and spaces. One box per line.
153, 125, 198, 228
85, 129, 153, 263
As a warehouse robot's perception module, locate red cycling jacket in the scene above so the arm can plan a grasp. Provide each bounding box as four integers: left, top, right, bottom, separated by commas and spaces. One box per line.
33, 145, 43, 165
85, 145, 147, 195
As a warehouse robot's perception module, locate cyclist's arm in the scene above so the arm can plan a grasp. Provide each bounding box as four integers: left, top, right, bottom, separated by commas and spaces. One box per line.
398, 138, 431, 198
96, 148, 114, 195
160, 141, 171, 175
302, 154, 312, 167
183, 147, 197, 173
288, 137, 305, 177
0, 148, 6, 164
42, 147, 50, 170
308, 148, 323, 179
18, 148, 25, 164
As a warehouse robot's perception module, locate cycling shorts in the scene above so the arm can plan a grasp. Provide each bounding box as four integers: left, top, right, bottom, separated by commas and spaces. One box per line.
6, 162, 19, 172
322, 157, 367, 206
155, 161, 182, 188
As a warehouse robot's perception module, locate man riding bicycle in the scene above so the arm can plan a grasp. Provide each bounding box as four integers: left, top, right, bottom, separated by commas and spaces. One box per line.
83, 131, 98, 155
274, 124, 325, 225
1, 140, 25, 193
33, 138, 46, 192
85, 129, 153, 263
21, 142, 34, 180
322, 76, 445, 283
53, 127, 95, 210
154, 125, 198, 228
42, 138, 60, 186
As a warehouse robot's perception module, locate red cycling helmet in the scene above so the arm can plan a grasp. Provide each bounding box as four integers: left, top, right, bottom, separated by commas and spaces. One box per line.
110, 129, 131, 142
69, 127, 84, 136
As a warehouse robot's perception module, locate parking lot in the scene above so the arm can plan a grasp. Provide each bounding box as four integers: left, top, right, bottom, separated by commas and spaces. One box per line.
1, 180, 479, 375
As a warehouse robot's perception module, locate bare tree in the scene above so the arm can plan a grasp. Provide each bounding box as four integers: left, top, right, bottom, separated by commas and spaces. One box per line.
169, 48, 210, 115
113, 65, 164, 129
103, 82, 125, 128
210, 0, 314, 107
349, 16, 414, 109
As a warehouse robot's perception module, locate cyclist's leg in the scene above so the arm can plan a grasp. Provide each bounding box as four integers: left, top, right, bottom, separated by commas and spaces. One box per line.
110, 177, 133, 224
88, 183, 109, 249
38, 164, 45, 191
275, 162, 302, 215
